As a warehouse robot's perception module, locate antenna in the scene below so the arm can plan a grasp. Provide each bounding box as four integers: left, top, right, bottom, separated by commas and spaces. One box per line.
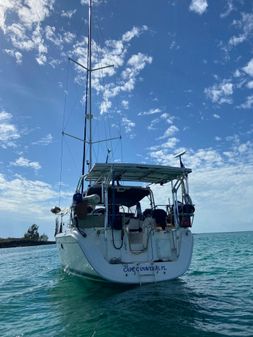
174, 151, 186, 168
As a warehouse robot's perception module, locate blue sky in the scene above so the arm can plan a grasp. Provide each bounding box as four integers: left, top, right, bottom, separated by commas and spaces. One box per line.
0, 0, 253, 239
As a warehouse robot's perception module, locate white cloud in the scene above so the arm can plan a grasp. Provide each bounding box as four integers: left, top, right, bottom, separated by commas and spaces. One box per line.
189, 0, 208, 15
242, 58, 253, 77
121, 52, 152, 92
49, 58, 61, 68
73, 25, 148, 77
186, 148, 224, 168
147, 118, 159, 130
160, 113, 174, 124
149, 132, 253, 173
122, 116, 135, 136
32, 133, 53, 145
204, 80, 233, 104
159, 125, 179, 139
162, 138, 179, 149
150, 146, 223, 169
138, 108, 161, 116
63, 31, 75, 44
0, 111, 12, 121
6, 22, 48, 65
18, 0, 54, 29
100, 50, 152, 112
146, 112, 175, 131
36, 53, 47, 65
61, 9, 76, 18
0, 111, 20, 148
1, 0, 55, 64
0, 172, 56, 216
151, 159, 253, 234
246, 81, 253, 89
148, 139, 253, 231
148, 117, 181, 160
220, 0, 234, 18
228, 35, 246, 47
149, 139, 179, 164
122, 25, 148, 42
160, 113, 169, 119
233, 69, 241, 78
4, 49, 23, 63
11, 156, 41, 170
45, 25, 60, 45
213, 114, 220, 119
45, 25, 76, 47
100, 100, 112, 114
0, 0, 20, 33
169, 40, 180, 51
15, 51, 23, 63
0, 171, 73, 238
239, 95, 253, 109
71, 26, 151, 115
121, 100, 129, 109
189, 164, 253, 233
228, 13, 253, 47
1, 1, 76, 66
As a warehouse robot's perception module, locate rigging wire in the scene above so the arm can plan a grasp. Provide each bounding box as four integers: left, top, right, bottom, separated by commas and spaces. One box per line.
81, 59, 89, 193
60, 6, 89, 131
91, 10, 122, 164
91, 15, 105, 163
120, 118, 123, 162
59, 62, 86, 205
59, 5, 92, 196
58, 58, 71, 207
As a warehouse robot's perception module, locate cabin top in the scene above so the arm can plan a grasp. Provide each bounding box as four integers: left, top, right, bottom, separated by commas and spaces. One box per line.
85, 163, 191, 184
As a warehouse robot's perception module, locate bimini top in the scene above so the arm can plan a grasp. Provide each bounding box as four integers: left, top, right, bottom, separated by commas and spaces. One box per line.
85, 163, 191, 184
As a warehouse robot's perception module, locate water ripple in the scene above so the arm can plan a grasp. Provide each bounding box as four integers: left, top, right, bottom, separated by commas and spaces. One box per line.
0, 232, 253, 337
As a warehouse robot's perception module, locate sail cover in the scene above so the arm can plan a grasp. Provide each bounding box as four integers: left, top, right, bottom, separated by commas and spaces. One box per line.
85, 163, 191, 184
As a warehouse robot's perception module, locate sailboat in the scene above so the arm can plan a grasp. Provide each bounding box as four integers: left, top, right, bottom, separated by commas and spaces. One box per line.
52, 0, 195, 284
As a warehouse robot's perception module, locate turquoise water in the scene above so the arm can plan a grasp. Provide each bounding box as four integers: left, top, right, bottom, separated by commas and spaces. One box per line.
0, 232, 253, 337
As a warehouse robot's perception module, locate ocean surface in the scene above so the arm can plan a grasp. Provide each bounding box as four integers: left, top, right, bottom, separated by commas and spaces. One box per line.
0, 232, 252, 337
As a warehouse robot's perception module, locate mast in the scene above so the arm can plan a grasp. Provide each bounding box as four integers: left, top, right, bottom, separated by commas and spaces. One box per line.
80, 0, 115, 186
88, 0, 92, 172
82, 0, 92, 189
67, 0, 116, 192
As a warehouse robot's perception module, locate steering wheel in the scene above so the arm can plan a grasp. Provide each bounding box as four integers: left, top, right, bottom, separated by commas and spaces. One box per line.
92, 208, 105, 215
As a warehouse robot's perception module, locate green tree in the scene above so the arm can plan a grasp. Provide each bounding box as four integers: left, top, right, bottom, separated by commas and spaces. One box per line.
39, 233, 48, 242
24, 224, 40, 241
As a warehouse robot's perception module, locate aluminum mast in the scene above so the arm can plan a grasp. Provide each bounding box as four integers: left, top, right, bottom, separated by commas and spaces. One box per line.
87, 0, 92, 172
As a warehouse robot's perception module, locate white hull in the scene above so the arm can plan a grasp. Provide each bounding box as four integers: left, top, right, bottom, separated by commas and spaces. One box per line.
56, 227, 193, 284
52, 0, 196, 285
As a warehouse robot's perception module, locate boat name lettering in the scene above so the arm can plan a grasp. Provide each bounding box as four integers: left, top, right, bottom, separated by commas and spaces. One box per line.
123, 265, 167, 273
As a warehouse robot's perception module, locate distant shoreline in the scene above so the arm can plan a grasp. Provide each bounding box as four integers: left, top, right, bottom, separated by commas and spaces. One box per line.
0, 239, 55, 249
